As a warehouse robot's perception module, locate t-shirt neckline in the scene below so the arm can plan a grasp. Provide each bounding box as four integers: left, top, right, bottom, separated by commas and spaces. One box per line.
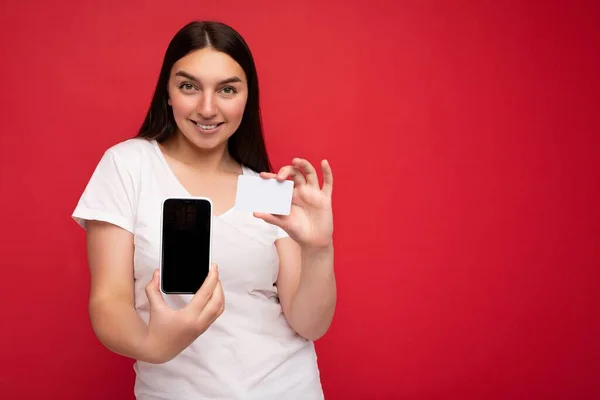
149, 139, 246, 218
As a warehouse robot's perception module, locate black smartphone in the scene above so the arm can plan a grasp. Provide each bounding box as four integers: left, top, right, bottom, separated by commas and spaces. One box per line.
160, 197, 213, 295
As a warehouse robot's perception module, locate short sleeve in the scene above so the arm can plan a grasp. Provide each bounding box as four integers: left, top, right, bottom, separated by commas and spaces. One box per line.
71, 149, 137, 233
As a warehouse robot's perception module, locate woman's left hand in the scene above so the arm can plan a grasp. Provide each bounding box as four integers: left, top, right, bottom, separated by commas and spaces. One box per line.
254, 158, 334, 250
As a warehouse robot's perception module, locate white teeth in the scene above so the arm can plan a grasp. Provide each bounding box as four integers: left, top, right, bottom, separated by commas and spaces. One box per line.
196, 122, 219, 130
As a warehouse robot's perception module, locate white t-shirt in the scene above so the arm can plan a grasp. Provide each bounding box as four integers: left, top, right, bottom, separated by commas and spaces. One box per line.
72, 138, 324, 400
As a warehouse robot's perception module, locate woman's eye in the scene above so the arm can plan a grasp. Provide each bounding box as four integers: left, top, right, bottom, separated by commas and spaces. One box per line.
180, 83, 196, 91
221, 87, 237, 95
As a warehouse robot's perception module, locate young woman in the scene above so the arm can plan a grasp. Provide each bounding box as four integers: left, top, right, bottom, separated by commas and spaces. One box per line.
72, 20, 336, 399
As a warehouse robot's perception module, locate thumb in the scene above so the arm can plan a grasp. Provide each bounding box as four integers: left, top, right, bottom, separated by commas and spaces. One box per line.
145, 269, 167, 310
253, 212, 286, 229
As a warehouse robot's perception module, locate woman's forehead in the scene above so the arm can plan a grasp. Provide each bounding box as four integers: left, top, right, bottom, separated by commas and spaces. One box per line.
171, 48, 246, 82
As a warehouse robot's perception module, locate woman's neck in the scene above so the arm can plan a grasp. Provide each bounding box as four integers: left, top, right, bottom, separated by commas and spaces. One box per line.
160, 132, 240, 175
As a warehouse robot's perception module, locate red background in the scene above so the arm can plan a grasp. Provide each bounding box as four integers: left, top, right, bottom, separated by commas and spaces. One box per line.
1, 0, 599, 399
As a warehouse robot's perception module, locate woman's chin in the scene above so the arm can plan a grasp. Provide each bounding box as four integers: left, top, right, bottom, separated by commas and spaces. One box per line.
184, 131, 230, 152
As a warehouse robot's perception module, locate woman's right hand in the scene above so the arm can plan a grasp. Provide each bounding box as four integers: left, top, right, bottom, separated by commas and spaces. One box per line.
141, 264, 225, 364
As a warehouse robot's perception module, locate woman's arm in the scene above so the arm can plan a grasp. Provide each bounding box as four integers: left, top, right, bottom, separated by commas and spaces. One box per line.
86, 220, 155, 361
255, 157, 337, 341
276, 238, 336, 341
85, 220, 225, 364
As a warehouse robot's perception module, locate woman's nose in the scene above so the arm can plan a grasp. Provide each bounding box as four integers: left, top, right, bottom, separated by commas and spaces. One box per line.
196, 92, 217, 119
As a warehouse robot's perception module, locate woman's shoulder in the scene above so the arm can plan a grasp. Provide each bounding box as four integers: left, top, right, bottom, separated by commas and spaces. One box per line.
104, 137, 155, 159
78, 138, 158, 189
98, 137, 158, 172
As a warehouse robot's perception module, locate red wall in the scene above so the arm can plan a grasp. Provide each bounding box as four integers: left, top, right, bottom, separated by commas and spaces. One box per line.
1, 1, 598, 399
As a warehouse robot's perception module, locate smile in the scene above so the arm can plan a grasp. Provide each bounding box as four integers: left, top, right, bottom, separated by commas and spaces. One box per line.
190, 120, 224, 132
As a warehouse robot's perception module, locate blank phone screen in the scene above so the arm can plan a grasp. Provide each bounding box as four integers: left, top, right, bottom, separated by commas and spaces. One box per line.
161, 198, 211, 294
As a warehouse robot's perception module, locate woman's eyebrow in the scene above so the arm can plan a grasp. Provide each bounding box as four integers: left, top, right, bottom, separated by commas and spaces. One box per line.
175, 70, 242, 85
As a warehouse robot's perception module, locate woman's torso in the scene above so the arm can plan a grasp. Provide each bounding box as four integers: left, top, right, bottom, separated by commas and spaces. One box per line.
111, 138, 322, 400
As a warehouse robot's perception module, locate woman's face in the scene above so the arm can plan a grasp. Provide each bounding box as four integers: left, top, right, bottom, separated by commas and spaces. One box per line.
167, 47, 248, 151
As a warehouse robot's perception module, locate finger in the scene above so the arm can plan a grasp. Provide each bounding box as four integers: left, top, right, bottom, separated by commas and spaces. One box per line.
277, 166, 306, 186
288, 168, 306, 187
259, 171, 302, 187
321, 159, 333, 196
197, 281, 225, 325
254, 212, 287, 229
145, 269, 168, 311
292, 158, 319, 187
259, 172, 279, 180
188, 264, 219, 313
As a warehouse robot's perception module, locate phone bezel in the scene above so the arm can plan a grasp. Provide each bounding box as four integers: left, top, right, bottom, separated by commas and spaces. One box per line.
159, 196, 213, 295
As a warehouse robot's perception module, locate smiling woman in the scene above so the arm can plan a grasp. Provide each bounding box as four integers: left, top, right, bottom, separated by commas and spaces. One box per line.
173, 69, 242, 134
166, 50, 248, 148
71, 20, 336, 400
137, 21, 271, 174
